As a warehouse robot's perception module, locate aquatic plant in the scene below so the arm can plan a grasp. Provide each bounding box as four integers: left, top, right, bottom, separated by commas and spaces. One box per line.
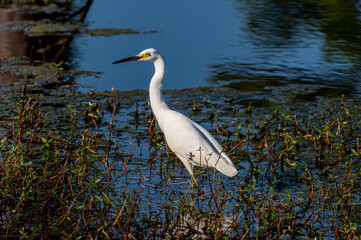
0, 84, 360, 239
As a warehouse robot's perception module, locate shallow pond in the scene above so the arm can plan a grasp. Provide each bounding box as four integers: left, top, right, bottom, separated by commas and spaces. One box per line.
0, 0, 361, 239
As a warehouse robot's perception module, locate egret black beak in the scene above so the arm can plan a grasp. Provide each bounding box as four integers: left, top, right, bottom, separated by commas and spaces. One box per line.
112, 55, 142, 64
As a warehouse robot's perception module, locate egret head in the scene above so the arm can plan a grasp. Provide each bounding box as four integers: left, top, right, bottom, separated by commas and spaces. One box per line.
112, 48, 160, 64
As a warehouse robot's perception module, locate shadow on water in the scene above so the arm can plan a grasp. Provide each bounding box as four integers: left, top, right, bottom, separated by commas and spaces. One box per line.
0, 0, 94, 87
0, 1, 93, 61
210, 0, 361, 95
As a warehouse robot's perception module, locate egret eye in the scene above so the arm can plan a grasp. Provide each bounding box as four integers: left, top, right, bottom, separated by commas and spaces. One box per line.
144, 52, 150, 57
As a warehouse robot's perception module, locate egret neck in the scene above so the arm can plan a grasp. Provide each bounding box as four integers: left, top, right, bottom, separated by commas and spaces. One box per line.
149, 55, 168, 131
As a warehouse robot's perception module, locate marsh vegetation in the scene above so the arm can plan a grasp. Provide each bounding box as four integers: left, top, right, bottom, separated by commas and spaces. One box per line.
0, 81, 360, 239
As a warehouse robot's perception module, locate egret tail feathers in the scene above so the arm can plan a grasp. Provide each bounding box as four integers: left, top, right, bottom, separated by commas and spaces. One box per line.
214, 155, 238, 177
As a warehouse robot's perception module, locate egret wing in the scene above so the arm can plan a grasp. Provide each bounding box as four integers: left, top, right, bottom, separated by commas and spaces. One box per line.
160, 110, 237, 176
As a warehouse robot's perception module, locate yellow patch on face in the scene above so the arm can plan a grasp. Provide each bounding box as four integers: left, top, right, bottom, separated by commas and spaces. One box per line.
138, 52, 150, 58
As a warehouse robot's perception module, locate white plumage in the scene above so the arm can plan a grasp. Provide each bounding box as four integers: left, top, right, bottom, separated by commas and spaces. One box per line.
113, 48, 238, 180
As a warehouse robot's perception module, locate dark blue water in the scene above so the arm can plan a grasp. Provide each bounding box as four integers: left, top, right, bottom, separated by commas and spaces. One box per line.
70, 0, 361, 95
1, 0, 361, 95
72, 0, 239, 91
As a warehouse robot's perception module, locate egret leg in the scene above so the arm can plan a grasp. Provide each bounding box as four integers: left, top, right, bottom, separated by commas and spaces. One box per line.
190, 174, 200, 190
178, 157, 200, 190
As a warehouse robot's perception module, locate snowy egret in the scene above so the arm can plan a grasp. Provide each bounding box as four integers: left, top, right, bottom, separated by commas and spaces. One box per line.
113, 48, 238, 182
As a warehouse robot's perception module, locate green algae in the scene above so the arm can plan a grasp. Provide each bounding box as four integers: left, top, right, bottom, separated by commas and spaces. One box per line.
8, 3, 64, 14
0, 57, 100, 86
0, 19, 157, 37
84, 28, 158, 36
0, 19, 82, 36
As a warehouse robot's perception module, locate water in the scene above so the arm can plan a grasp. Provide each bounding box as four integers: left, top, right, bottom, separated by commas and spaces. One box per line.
73, 0, 239, 91
74, 0, 361, 94
1, 0, 361, 95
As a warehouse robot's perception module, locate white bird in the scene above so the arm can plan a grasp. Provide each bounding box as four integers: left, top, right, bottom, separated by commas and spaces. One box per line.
113, 48, 238, 182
